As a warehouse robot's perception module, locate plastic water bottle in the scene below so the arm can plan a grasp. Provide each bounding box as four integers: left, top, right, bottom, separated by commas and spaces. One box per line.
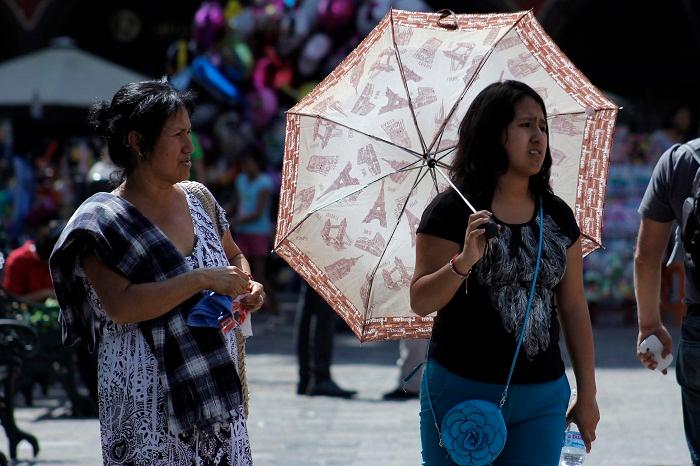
560, 389, 586, 466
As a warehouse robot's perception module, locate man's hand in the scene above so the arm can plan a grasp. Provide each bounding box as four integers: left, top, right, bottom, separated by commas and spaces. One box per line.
637, 325, 673, 374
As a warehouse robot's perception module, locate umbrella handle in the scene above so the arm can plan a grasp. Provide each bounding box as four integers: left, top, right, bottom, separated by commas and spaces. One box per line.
436, 9, 458, 30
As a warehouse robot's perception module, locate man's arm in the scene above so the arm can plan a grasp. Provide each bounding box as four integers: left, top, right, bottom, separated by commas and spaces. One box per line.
634, 217, 674, 372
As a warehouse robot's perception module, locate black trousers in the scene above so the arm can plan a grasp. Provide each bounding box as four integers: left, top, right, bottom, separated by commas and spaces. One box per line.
296, 284, 335, 389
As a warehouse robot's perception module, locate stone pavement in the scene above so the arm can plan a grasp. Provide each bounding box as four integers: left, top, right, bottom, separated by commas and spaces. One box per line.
2, 312, 690, 466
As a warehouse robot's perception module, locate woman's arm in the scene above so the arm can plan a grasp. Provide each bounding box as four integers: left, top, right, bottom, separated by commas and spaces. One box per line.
555, 237, 599, 452
410, 234, 464, 316
410, 210, 492, 316
81, 253, 251, 325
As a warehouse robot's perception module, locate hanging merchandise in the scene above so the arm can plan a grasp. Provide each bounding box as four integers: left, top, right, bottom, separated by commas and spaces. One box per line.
221, 39, 254, 82
191, 56, 241, 105
224, 0, 244, 21
297, 32, 332, 77
246, 86, 278, 131
253, 47, 294, 90
193, 1, 227, 51
317, 0, 356, 31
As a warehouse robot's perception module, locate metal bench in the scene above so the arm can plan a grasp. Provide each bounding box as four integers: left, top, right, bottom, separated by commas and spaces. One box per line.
0, 291, 97, 418
0, 318, 40, 463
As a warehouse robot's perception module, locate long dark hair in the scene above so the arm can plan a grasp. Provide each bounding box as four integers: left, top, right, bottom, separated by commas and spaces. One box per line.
88, 77, 194, 181
451, 80, 553, 202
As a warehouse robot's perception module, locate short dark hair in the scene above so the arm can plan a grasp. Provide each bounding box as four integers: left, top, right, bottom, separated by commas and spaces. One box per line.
451, 80, 553, 202
88, 77, 194, 179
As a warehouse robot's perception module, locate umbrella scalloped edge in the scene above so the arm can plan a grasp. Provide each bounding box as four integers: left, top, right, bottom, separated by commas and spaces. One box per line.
275, 239, 434, 342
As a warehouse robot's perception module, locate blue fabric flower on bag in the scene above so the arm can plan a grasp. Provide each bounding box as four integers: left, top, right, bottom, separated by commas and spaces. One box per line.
440, 399, 507, 466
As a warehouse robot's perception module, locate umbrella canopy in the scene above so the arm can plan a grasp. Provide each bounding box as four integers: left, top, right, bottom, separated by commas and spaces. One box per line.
0, 38, 149, 107
275, 9, 618, 342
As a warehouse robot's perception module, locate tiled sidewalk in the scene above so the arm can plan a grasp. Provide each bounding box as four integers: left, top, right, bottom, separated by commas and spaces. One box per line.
3, 318, 689, 466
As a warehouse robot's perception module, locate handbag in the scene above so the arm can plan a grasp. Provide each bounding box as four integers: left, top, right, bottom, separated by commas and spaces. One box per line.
426, 201, 544, 466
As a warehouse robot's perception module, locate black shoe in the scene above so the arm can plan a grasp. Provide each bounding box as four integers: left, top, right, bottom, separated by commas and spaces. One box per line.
297, 382, 309, 395
382, 386, 419, 400
307, 379, 357, 398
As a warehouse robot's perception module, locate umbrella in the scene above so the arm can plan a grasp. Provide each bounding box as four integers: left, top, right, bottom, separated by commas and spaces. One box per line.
0, 38, 149, 107
274, 9, 618, 342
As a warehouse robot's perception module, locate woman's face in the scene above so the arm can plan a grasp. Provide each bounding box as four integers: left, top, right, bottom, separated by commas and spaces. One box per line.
501, 96, 548, 178
147, 107, 194, 183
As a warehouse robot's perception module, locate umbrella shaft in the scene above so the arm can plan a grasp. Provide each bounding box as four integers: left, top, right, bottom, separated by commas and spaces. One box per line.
434, 167, 477, 214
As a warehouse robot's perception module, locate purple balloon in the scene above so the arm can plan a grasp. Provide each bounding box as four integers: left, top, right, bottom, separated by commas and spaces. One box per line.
193, 2, 227, 50
317, 0, 356, 31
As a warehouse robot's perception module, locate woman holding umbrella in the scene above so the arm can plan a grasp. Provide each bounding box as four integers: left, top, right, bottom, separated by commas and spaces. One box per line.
411, 80, 598, 465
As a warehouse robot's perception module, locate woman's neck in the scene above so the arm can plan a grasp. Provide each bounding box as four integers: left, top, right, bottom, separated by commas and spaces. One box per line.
118, 172, 177, 207
494, 172, 530, 202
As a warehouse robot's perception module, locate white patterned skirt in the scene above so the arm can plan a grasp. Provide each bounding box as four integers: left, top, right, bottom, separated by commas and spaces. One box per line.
97, 324, 252, 466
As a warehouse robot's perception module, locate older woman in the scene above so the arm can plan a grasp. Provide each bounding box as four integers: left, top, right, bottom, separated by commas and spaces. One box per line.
50, 78, 263, 466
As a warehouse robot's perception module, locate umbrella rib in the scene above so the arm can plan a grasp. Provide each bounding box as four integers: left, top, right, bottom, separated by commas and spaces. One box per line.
362, 165, 434, 315
426, 13, 527, 154
273, 162, 426, 248
389, 10, 429, 155
288, 111, 425, 160
429, 167, 440, 195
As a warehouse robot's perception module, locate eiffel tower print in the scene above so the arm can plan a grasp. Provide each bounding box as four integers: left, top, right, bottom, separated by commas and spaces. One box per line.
382, 159, 412, 184
312, 96, 347, 117
382, 256, 413, 290
403, 209, 420, 247
313, 119, 344, 149
379, 88, 409, 115
362, 181, 388, 228
402, 66, 423, 83
351, 83, 376, 116
463, 55, 484, 84
443, 42, 475, 71
369, 48, 395, 79
322, 161, 360, 196
294, 186, 316, 214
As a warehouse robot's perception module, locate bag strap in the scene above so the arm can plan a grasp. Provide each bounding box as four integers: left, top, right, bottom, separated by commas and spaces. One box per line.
498, 200, 544, 407
181, 181, 226, 238
424, 199, 544, 437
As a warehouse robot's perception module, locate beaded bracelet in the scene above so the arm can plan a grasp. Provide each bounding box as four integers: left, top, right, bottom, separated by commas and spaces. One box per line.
448, 254, 471, 279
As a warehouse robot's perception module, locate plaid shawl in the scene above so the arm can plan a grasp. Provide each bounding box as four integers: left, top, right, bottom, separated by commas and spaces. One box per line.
49, 192, 242, 435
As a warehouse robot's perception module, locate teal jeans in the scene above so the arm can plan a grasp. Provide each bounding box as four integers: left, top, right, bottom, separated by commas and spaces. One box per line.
419, 359, 570, 466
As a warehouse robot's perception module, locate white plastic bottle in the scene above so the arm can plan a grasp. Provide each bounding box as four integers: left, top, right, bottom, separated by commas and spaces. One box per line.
560, 389, 586, 466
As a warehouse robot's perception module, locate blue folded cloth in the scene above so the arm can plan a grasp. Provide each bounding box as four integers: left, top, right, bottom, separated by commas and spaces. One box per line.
187, 292, 233, 328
